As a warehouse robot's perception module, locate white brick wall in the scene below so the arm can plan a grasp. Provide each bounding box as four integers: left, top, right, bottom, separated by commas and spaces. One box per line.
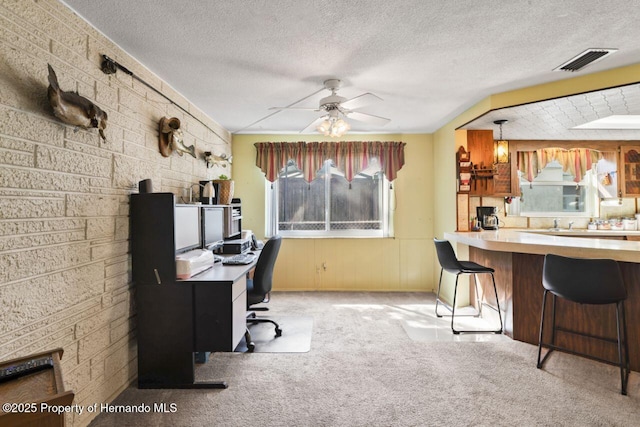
0, 1, 232, 425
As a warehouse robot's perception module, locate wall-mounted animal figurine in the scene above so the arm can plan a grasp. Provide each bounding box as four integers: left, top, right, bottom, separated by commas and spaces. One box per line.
47, 64, 108, 142
158, 117, 196, 158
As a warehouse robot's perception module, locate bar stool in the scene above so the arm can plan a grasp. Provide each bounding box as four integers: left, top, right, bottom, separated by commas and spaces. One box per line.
537, 254, 630, 395
433, 239, 503, 334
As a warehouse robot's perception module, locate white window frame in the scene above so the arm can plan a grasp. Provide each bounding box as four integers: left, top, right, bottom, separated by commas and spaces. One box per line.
265, 160, 394, 238
518, 162, 599, 218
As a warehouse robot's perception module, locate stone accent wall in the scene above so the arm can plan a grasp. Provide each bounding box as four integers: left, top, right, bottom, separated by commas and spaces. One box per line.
0, 1, 231, 425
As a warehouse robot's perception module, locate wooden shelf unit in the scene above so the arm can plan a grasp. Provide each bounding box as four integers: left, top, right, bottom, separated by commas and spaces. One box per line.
0, 349, 74, 427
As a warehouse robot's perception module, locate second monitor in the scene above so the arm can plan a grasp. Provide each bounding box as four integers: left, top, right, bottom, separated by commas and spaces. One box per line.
201, 206, 224, 251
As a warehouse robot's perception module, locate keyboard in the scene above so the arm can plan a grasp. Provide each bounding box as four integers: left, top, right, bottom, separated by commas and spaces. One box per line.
222, 253, 256, 265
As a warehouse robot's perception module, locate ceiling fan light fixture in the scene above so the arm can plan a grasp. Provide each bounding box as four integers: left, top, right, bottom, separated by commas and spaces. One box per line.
317, 116, 350, 137
317, 119, 331, 134
331, 118, 350, 137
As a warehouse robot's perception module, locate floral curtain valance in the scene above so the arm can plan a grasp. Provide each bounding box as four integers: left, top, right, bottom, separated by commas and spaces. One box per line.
517, 148, 615, 182
254, 141, 406, 183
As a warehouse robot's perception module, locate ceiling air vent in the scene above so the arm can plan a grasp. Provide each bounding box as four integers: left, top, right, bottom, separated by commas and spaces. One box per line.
553, 48, 617, 72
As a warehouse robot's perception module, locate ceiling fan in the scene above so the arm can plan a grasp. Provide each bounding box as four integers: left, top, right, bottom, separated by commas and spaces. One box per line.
270, 79, 391, 136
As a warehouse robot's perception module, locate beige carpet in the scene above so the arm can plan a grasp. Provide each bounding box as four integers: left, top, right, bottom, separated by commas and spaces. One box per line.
235, 315, 313, 353
89, 292, 639, 427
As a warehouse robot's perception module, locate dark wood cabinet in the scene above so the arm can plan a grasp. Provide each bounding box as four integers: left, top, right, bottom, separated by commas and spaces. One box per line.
620, 145, 640, 197
465, 130, 513, 197
131, 193, 177, 285
130, 193, 249, 389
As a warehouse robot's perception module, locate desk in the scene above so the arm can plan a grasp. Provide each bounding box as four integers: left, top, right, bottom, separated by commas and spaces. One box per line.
136, 259, 257, 389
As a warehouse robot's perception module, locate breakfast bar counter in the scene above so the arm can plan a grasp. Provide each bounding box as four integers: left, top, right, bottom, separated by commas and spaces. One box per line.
445, 229, 640, 262
444, 229, 640, 372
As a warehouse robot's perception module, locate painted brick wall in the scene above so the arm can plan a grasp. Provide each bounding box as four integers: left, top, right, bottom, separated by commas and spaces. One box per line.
0, 1, 231, 425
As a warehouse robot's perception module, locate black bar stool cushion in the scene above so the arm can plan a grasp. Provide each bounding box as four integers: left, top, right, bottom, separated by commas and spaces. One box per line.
542, 254, 627, 304
434, 238, 494, 274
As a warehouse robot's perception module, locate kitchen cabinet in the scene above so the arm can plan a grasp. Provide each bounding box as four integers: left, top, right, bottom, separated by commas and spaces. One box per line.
620, 146, 640, 197
455, 129, 516, 231
465, 130, 513, 197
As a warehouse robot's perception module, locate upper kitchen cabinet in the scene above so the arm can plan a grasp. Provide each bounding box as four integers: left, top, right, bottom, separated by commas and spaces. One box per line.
463, 130, 514, 197
620, 146, 640, 197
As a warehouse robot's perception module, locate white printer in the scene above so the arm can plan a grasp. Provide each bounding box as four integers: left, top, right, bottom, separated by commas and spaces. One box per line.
175, 249, 214, 279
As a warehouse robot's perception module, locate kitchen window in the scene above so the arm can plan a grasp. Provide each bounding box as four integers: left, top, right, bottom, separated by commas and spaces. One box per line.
266, 159, 394, 237
517, 155, 617, 217
518, 161, 596, 216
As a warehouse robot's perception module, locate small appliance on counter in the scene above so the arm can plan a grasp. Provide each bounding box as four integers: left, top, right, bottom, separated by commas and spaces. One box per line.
476, 206, 499, 230
199, 180, 216, 204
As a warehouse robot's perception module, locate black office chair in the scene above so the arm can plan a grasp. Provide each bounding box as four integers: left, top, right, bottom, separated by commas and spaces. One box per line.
244, 235, 282, 352
433, 239, 503, 334
537, 254, 630, 395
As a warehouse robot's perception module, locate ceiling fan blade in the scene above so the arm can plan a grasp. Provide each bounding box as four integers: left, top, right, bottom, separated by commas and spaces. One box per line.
301, 116, 327, 133
346, 111, 390, 126
341, 93, 383, 110
233, 86, 325, 134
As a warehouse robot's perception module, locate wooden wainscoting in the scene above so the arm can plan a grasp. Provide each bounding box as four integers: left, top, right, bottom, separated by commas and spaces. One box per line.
470, 247, 639, 372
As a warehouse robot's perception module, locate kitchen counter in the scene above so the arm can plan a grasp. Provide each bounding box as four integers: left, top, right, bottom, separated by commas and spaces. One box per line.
443, 229, 640, 371
527, 228, 640, 236
444, 229, 640, 263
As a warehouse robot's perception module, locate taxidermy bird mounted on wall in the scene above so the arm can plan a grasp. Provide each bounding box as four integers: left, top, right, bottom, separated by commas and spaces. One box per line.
47, 64, 108, 142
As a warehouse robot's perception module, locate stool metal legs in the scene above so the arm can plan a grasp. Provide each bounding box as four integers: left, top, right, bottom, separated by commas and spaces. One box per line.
616, 301, 630, 395
537, 290, 630, 395
435, 269, 503, 334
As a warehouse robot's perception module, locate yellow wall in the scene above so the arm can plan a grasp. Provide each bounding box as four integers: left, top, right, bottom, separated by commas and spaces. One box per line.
432, 63, 640, 305
233, 63, 640, 298
232, 133, 434, 291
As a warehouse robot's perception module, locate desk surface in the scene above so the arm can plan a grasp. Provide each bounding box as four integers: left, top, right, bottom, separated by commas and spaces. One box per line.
183, 252, 259, 283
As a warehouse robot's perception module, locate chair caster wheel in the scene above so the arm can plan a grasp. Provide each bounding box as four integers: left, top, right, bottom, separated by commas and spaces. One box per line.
275, 328, 282, 337
247, 342, 255, 352
494, 331, 502, 334
452, 330, 460, 335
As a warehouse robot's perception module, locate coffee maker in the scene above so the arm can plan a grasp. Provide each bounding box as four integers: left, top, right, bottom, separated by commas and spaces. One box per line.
476, 206, 499, 230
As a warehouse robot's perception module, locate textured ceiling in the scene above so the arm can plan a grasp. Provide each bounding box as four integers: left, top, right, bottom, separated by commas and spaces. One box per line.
461, 82, 640, 140
61, 0, 640, 139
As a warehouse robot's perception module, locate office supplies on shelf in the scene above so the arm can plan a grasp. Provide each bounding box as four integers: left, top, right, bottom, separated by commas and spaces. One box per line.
222, 253, 256, 265
176, 249, 215, 279
221, 204, 242, 239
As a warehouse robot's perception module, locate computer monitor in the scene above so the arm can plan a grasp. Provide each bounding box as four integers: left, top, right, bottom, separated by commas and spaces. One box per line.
201, 206, 224, 251
174, 205, 201, 253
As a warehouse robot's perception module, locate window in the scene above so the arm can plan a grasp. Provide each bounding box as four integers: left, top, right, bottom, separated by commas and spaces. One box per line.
518, 155, 617, 217
266, 160, 393, 237
519, 160, 597, 216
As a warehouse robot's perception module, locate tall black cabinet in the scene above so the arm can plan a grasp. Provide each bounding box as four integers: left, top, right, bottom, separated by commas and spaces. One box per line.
130, 193, 248, 389
131, 193, 178, 285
